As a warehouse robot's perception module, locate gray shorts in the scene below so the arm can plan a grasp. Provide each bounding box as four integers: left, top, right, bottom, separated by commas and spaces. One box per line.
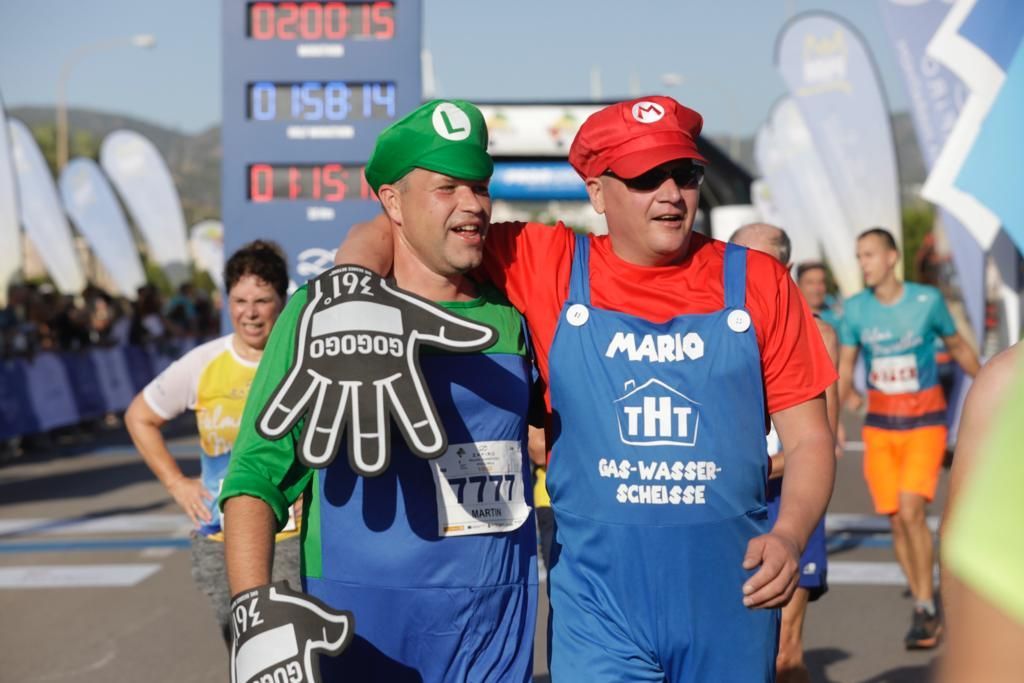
190, 534, 302, 644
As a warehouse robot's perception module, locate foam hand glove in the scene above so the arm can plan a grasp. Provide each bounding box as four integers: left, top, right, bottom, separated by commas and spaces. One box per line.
258, 265, 496, 476
230, 581, 354, 683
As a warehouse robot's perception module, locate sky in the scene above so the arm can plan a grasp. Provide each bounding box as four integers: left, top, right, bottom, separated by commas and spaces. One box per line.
0, 0, 909, 137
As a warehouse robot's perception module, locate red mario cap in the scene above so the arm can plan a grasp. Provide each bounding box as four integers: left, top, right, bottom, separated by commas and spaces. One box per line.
569, 96, 707, 179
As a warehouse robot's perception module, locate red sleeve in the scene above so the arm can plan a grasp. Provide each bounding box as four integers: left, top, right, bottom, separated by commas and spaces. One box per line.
746, 251, 838, 415
479, 221, 575, 323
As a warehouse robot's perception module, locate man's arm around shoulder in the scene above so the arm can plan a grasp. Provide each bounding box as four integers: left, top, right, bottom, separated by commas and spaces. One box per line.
335, 212, 393, 273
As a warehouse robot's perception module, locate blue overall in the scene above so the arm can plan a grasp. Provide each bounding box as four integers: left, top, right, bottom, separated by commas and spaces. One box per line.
307, 352, 537, 681
546, 236, 779, 682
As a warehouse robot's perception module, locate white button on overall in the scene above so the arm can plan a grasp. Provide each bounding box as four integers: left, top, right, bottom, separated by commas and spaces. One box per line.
566, 304, 590, 326
727, 309, 751, 333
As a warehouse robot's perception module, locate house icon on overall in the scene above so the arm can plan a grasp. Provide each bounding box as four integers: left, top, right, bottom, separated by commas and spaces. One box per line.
614, 378, 701, 447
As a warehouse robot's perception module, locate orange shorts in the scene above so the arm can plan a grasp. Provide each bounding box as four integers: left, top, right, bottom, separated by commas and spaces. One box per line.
862, 425, 947, 514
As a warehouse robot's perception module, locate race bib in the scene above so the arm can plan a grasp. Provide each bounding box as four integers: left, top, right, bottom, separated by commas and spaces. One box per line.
429, 440, 530, 537
869, 354, 920, 394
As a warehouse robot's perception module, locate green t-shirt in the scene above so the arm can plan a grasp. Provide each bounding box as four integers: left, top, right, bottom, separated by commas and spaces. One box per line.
219, 281, 528, 531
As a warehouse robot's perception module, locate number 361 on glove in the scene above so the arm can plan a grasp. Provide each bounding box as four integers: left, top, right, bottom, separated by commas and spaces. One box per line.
230, 582, 353, 683
257, 265, 496, 476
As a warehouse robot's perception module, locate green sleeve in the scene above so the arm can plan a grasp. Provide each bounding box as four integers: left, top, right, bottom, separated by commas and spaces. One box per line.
942, 357, 1024, 625
220, 287, 313, 531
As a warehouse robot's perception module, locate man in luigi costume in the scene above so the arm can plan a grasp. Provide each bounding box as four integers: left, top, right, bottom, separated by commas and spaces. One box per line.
221, 100, 538, 682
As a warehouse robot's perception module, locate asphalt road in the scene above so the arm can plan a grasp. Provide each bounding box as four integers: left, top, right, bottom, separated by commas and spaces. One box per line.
0, 414, 946, 682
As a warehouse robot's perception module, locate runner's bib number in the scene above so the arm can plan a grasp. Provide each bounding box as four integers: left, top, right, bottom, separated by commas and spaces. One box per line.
869, 354, 920, 394
429, 440, 530, 537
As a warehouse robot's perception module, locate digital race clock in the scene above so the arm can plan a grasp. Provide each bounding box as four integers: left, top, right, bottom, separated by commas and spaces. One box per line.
248, 2, 395, 41
249, 163, 373, 202
223, 0, 422, 291
248, 81, 396, 122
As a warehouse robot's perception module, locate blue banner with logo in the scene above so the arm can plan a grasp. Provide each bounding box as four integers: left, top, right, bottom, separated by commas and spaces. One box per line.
957, 20, 1024, 255
0, 344, 192, 440
60, 353, 107, 421
879, 0, 986, 345
958, 0, 1024, 70
758, 100, 861, 296
23, 353, 78, 431
920, 0, 1024, 248
489, 162, 588, 201
776, 13, 902, 260
123, 345, 155, 393
90, 347, 136, 413
0, 360, 38, 440
950, 0, 1024, 255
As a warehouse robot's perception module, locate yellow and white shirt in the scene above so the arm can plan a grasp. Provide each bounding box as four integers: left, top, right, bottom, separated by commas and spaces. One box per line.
144, 335, 298, 540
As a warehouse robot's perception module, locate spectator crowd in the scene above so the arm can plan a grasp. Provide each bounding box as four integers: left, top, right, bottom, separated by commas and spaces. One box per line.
0, 280, 222, 459
0, 281, 220, 358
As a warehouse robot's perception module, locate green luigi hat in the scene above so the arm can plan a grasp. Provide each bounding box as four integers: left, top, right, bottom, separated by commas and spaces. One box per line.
364, 99, 493, 192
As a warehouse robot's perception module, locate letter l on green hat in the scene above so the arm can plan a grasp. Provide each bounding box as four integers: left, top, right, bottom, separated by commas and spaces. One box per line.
364, 99, 493, 192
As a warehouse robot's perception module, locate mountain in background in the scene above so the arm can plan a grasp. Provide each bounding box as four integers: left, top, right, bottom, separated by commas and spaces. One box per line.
8, 106, 927, 224
9, 106, 221, 227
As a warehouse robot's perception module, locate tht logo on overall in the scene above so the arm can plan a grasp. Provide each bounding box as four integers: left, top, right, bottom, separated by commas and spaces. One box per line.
614, 378, 700, 447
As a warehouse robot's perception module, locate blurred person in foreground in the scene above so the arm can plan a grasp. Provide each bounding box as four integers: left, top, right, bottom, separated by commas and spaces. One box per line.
125, 240, 299, 645
940, 343, 1024, 682
731, 223, 838, 683
838, 227, 980, 649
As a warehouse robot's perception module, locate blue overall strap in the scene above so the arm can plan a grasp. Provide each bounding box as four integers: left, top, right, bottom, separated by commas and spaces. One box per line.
568, 233, 592, 305
724, 242, 748, 309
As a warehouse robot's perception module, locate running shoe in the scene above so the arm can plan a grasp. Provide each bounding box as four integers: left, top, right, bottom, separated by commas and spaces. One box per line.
904, 607, 943, 650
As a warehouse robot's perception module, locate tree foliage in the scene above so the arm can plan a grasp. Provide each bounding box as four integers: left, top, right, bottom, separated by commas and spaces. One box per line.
29, 123, 101, 176
902, 203, 935, 282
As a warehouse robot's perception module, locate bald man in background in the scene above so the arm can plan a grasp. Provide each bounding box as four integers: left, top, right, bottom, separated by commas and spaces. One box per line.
731, 223, 839, 683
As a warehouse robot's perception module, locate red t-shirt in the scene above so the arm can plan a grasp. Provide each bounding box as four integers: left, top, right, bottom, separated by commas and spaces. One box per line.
479, 222, 837, 417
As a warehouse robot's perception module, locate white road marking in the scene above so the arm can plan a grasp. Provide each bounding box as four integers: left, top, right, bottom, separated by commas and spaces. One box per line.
0, 514, 191, 537
0, 564, 161, 588
826, 513, 940, 533
829, 561, 939, 586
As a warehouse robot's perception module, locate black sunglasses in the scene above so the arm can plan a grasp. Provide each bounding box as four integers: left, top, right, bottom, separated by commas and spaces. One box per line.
605, 163, 705, 192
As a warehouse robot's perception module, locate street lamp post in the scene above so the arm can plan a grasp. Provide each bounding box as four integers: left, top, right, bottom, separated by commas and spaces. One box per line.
55, 33, 156, 171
